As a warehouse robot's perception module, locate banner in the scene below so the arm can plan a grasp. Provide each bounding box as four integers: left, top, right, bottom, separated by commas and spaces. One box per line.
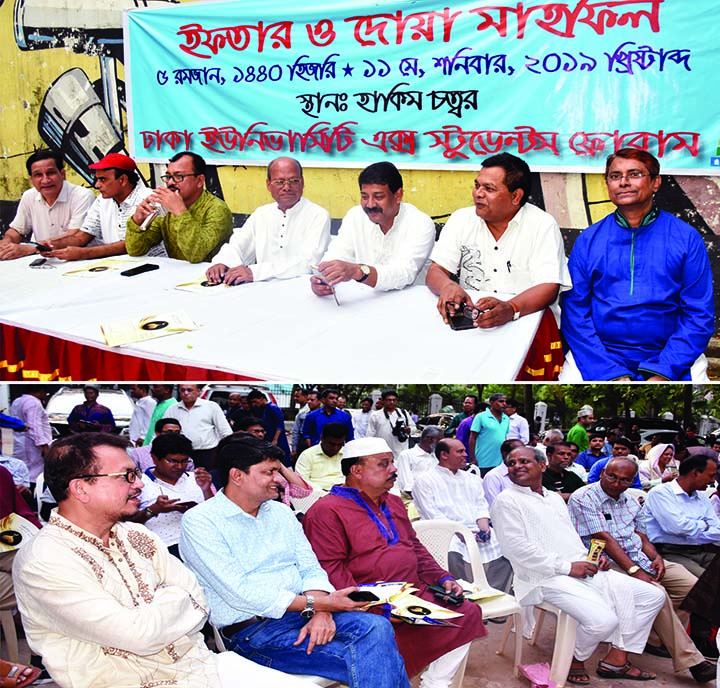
124, 0, 720, 173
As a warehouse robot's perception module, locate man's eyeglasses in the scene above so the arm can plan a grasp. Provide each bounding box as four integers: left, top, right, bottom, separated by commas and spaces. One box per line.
74, 467, 143, 484
268, 178, 302, 188
606, 172, 650, 182
445, 301, 481, 320
160, 173, 199, 184
162, 457, 190, 466
603, 472, 634, 486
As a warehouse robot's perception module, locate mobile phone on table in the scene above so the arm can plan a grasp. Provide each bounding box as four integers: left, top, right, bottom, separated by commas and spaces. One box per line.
121, 263, 159, 277
29, 257, 47, 267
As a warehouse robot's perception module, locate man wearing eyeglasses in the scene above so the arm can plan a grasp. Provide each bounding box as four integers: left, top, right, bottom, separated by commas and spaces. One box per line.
205, 157, 331, 285
12, 432, 307, 688
568, 457, 715, 683
131, 432, 213, 558
561, 148, 714, 381
126, 151, 232, 263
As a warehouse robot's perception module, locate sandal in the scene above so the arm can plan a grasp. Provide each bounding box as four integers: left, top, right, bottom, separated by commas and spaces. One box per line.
596, 659, 655, 681
567, 661, 590, 685
0, 659, 41, 688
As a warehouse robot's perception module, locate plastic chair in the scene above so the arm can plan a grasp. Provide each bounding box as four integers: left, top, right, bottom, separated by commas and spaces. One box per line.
211, 623, 345, 687
412, 519, 523, 679
34, 471, 48, 524
528, 601, 578, 688
0, 609, 19, 663
289, 489, 327, 516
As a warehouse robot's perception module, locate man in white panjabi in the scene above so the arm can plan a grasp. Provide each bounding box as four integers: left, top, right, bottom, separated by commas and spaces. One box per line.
491, 446, 665, 683
12, 432, 311, 688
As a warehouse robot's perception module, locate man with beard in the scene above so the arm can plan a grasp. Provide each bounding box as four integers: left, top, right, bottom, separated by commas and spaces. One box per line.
127, 151, 232, 263
311, 162, 435, 294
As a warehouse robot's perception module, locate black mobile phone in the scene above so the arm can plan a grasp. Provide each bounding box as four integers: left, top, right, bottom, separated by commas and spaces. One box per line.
428, 584, 464, 605
348, 590, 380, 603
33, 242, 52, 252
121, 263, 160, 277
29, 257, 47, 267
447, 313, 476, 331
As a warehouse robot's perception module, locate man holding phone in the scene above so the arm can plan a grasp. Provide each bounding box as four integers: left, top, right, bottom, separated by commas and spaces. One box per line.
0, 149, 94, 260
132, 432, 213, 559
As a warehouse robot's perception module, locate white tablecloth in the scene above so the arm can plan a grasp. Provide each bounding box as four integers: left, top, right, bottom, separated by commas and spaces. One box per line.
0, 256, 542, 381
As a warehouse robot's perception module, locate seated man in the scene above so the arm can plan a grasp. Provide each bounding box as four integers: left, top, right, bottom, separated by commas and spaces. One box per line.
12, 433, 310, 688
131, 417, 189, 472
180, 435, 410, 688
574, 432, 608, 472
492, 446, 664, 683
587, 438, 641, 489
311, 161, 435, 295
127, 151, 232, 263
645, 453, 720, 578
412, 439, 513, 593
295, 421, 347, 491
303, 438, 486, 688
542, 441, 585, 501
482, 438, 525, 509
131, 432, 213, 558
561, 148, 714, 381
395, 425, 442, 497
0, 149, 95, 260
426, 152, 570, 329
569, 458, 715, 683
44, 153, 164, 261
206, 157, 330, 285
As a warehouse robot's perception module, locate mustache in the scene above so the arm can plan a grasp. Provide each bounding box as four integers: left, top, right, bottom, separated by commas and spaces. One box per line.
364, 207, 382, 214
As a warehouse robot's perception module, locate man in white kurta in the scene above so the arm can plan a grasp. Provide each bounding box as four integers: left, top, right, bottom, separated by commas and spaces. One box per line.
207, 157, 331, 285
10, 388, 52, 482
395, 426, 441, 495
491, 446, 664, 680
426, 153, 570, 327
412, 439, 512, 592
311, 162, 435, 294
12, 432, 310, 688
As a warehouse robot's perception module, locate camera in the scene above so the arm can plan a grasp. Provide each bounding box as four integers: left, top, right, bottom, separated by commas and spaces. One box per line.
391, 419, 408, 443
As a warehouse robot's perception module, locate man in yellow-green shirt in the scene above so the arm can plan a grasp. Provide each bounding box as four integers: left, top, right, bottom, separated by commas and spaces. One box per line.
127, 151, 232, 263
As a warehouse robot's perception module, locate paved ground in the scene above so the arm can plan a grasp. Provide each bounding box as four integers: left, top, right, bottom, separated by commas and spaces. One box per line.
5, 615, 716, 687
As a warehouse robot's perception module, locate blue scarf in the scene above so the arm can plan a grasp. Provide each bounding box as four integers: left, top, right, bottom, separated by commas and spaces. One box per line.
330, 486, 399, 545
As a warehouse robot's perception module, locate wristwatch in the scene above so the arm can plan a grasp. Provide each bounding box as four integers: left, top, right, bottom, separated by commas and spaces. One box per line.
144, 507, 156, 520
509, 300, 521, 321
626, 565, 641, 575
300, 594, 315, 619
356, 264, 371, 283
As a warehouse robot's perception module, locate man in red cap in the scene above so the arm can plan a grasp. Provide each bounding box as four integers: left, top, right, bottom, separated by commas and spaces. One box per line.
46, 152, 165, 261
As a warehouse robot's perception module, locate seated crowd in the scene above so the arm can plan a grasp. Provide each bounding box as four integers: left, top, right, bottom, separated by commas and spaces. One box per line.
3, 390, 720, 688
0, 146, 714, 382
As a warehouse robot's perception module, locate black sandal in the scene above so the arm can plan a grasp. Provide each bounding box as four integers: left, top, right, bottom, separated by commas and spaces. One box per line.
596, 660, 656, 681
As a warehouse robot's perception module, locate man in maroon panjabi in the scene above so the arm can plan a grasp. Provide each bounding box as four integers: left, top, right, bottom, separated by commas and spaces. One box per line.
303, 437, 486, 688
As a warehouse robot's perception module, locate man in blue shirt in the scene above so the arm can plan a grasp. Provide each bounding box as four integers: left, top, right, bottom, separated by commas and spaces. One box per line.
302, 388, 354, 448
645, 452, 720, 578
180, 435, 410, 688
562, 148, 714, 381
575, 432, 608, 471
587, 438, 642, 489
469, 393, 509, 476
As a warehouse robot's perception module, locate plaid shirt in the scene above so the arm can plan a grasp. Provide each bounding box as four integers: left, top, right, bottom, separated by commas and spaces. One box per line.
569, 482, 653, 572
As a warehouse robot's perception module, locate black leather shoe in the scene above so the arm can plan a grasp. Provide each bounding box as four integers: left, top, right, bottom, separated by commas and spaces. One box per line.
689, 661, 717, 683
644, 643, 671, 659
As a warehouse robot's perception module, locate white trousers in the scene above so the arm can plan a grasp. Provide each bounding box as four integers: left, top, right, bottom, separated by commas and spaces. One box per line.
419, 642, 472, 688
559, 351, 709, 383
539, 570, 665, 662
217, 652, 318, 687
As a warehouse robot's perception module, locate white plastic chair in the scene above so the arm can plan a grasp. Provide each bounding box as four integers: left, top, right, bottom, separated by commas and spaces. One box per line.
211, 623, 345, 687
412, 519, 523, 680
289, 489, 327, 516
0, 609, 18, 663
529, 601, 578, 688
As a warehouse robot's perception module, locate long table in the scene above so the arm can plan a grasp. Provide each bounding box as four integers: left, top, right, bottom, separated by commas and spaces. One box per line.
0, 255, 548, 381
